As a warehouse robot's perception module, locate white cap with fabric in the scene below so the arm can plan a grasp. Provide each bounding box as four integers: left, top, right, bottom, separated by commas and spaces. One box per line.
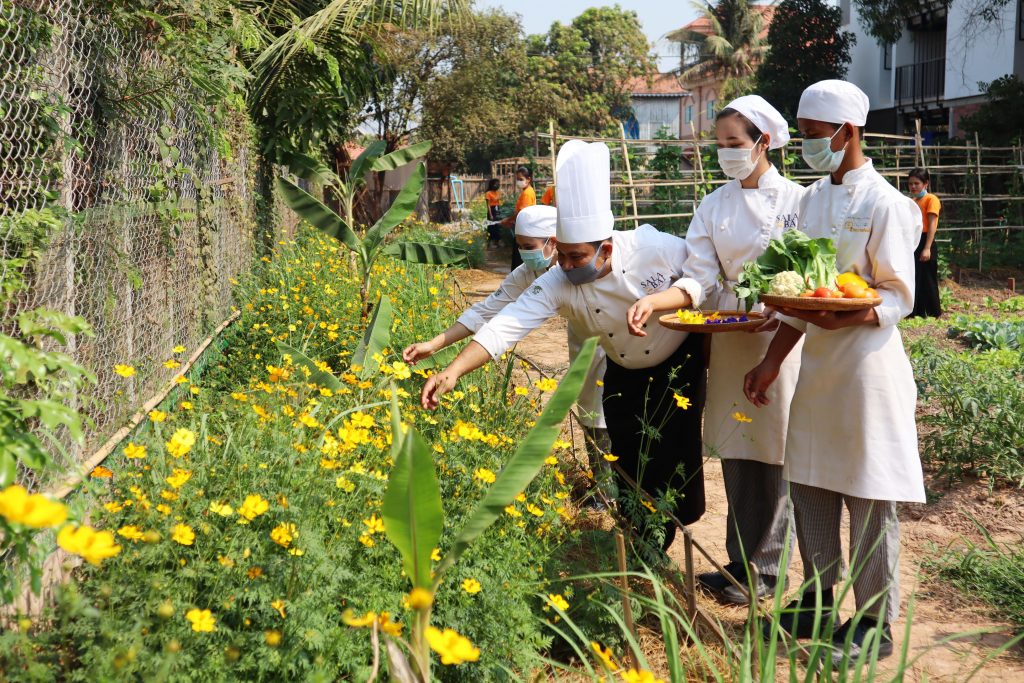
797, 79, 870, 126
514, 204, 557, 238
555, 140, 614, 244
723, 94, 791, 149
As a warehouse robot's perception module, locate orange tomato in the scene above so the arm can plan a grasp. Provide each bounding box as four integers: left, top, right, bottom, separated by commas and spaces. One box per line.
843, 284, 867, 299
799, 291, 815, 298
813, 287, 832, 298
864, 287, 879, 298
830, 289, 845, 298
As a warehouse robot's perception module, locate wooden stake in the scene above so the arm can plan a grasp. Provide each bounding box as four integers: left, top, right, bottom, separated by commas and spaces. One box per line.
974, 132, 985, 271
48, 310, 241, 500
690, 122, 706, 201
548, 120, 557, 196
619, 121, 640, 228
615, 532, 640, 669
915, 118, 924, 168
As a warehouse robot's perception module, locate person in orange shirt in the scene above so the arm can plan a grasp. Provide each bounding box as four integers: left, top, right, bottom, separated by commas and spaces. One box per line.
540, 185, 555, 206
484, 178, 501, 221
501, 166, 536, 268
908, 167, 942, 317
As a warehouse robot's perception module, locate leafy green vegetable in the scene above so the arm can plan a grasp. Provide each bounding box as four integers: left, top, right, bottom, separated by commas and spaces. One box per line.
734, 230, 839, 310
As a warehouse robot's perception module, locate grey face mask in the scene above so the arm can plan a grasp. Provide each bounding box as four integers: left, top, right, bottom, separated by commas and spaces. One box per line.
563, 247, 604, 286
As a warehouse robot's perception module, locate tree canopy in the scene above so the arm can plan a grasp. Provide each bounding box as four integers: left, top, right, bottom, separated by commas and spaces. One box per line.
672, 0, 767, 101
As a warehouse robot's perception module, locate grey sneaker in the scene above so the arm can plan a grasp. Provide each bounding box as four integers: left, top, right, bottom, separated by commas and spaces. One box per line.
830, 618, 894, 668
722, 573, 787, 605
697, 562, 744, 594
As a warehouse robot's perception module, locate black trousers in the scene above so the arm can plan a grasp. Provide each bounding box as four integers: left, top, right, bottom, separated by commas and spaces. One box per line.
602, 333, 707, 549
911, 232, 941, 318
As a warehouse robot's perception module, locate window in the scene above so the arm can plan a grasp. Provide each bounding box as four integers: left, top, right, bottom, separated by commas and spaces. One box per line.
883, 43, 892, 70
706, 99, 715, 120
684, 105, 693, 123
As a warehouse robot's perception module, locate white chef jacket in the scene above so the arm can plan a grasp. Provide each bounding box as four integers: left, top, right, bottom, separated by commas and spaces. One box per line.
673, 166, 805, 464
781, 160, 925, 503
456, 264, 607, 428
473, 225, 701, 369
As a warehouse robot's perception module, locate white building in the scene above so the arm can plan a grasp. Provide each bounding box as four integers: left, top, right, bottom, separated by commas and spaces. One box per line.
840, 0, 1024, 137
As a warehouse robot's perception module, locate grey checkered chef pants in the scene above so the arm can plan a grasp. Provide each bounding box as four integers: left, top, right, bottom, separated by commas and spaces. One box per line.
721, 459, 794, 577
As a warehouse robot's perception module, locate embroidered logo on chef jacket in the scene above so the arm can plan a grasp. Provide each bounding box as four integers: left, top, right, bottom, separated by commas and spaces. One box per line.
529, 285, 543, 295
639, 272, 667, 292
776, 213, 798, 230
845, 217, 871, 233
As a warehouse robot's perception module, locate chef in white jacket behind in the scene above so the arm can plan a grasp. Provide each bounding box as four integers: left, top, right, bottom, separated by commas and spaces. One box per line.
744, 80, 924, 667
627, 95, 804, 604
420, 140, 708, 551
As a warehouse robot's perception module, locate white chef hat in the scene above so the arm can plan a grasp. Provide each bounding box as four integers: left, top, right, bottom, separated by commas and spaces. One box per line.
797, 79, 870, 126
514, 204, 557, 238
555, 140, 614, 244
722, 95, 790, 149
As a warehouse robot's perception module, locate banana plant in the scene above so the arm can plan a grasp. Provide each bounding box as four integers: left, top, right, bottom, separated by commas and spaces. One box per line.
380, 337, 599, 679
277, 142, 467, 317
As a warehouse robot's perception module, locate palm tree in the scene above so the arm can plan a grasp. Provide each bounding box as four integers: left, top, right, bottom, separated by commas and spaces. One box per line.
670, 0, 768, 100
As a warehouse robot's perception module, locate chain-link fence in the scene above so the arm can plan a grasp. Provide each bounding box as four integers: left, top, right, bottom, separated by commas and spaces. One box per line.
1, 0, 286, 488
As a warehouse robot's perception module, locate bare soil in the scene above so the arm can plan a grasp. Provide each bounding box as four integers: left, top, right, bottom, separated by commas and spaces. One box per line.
453, 253, 1024, 681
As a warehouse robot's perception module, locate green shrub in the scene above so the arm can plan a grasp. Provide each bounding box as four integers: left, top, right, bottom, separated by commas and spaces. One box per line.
947, 315, 1024, 350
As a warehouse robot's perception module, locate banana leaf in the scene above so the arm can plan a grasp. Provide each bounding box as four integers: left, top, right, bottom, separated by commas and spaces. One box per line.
351, 294, 394, 380
276, 177, 360, 253
275, 342, 342, 391
349, 139, 387, 183
362, 162, 426, 255
281, 151, 340, 188
383, 241, 468, 265
370, 140, 432, 172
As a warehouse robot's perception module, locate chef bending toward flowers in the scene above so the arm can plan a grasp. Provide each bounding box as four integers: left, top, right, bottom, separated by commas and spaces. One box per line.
420, 140, 708, 551
402, 205, 609, 484
626, 95, 804, 605
743, 80, 924, 667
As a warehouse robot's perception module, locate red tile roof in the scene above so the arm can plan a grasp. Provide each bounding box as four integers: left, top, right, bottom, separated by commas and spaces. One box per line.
625, 72, 688, 96
670, 4, 776, 41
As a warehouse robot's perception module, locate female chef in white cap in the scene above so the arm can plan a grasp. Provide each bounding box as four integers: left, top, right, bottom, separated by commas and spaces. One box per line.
626, 95, 803, 605
744, 79, 924, 665
419, 139, 708, 552
402, 205, 609, 474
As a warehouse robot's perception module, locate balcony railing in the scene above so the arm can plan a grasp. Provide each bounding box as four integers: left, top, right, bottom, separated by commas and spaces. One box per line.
895, 58, 945, 107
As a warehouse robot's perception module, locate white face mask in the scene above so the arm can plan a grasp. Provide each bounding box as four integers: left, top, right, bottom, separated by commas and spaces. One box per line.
515, 179, 528, 190
717, 135, 765, 180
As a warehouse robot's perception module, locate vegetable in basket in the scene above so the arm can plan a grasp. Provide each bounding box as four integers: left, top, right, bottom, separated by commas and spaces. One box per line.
734, 230, 839, 311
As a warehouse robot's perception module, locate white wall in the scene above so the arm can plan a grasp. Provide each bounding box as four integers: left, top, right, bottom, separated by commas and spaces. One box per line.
944, 0, 1019, 100
633, 98, 682, 139
841, 0, 895, 109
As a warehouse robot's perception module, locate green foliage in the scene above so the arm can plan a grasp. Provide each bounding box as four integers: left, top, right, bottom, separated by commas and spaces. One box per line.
948, 314, 1024, 350
734, 230, 839, 310
642, 127, 689, 235
912, 342, 1024, 486
756, 0, 856, 121
960, 74, 1024, 145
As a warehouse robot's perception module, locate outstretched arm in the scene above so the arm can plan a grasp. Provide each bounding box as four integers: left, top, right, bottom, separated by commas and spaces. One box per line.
627, 288, 692, 336
421, 341, 493, 409
403, 323, 472, 364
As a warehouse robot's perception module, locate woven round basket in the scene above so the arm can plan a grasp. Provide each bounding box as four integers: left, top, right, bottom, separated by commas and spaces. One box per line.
759, 294, 882, 311
658, 310, 766, 333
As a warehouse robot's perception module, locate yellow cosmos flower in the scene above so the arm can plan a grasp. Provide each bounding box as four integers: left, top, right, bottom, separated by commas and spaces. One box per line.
504, 505, 521, 518
173, 375, 188, 385
362, 514, 385, 535
526, 503, 544, 517
431, 547, 441, 561
123, 442, 146, 459
407, 587, 433, 610
165, 468, 192, 489
547, 594, 569, 611
57, 525, 121, 565
732, 411, 753, 423
514, 386, 529, 396
673, 393, 691, 410
171, 524, 195, 546
165, 428, 196, 458
426, 627, 480, 665
163, 359, 181, 370
113, 364, 136, 378
209, 501, 234, 517
185, 608, 216, 632
621, 669, 665, 683
172, 345, 186, 354
0, 485, 68, 529
230, 392, 248, 402
461, 578, 482, 595
180, 401, 193, 410
473, 468, 496, 484
590, 641, 618, 670
342, 610, 376, 628
271, 599, 286, 619
117, 525, 145, 542
148, 409, 167, 423
90, 466, 113, 479
265, 630, 282, 647
603, 453, 619, 462
270, 522, 296, 548
532, 378, 558, 392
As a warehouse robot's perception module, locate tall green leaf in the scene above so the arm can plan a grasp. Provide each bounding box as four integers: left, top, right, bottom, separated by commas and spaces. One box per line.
382, 397, 443, 590
282, 151, 341, 188
351, 294, 394, 379
383, 241, 468, 265
275, 342, 342, 391
369, 140, 433, 172
362, 162, 426, 255
434, 337, 599, 584
276, 177, 361, 253
350, 139, 387, 183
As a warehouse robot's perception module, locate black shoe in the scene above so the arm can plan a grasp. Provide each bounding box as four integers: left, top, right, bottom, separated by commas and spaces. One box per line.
697, 562, 745, 594
829, 618, 893, 667
763, 595, 837, 640
722, 573, 788, 605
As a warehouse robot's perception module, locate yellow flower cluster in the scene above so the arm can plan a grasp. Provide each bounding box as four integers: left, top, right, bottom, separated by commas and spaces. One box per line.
165, 428, 196, 458
0, 485, 68, 529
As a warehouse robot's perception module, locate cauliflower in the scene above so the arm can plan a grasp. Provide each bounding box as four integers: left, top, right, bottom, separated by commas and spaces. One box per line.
768, 270, 807, 297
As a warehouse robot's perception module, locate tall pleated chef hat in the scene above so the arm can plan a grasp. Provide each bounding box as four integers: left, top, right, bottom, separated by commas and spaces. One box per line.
797, 79, 870, 126
723, 95, 790, 149
514, 204, 557, 238
555, 140, 614, 244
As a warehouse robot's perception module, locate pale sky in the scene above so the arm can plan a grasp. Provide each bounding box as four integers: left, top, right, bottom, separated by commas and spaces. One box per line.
476, 0, 701, 71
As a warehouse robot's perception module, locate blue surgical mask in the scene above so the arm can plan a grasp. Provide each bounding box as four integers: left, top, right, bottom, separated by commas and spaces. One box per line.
801, 127, 846, 173
563, 246, 605, 286
912, 189, 927, 199
519, 240, 554, 272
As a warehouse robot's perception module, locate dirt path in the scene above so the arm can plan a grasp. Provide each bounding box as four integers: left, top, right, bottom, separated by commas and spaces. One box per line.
453, 254, 1024, 681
